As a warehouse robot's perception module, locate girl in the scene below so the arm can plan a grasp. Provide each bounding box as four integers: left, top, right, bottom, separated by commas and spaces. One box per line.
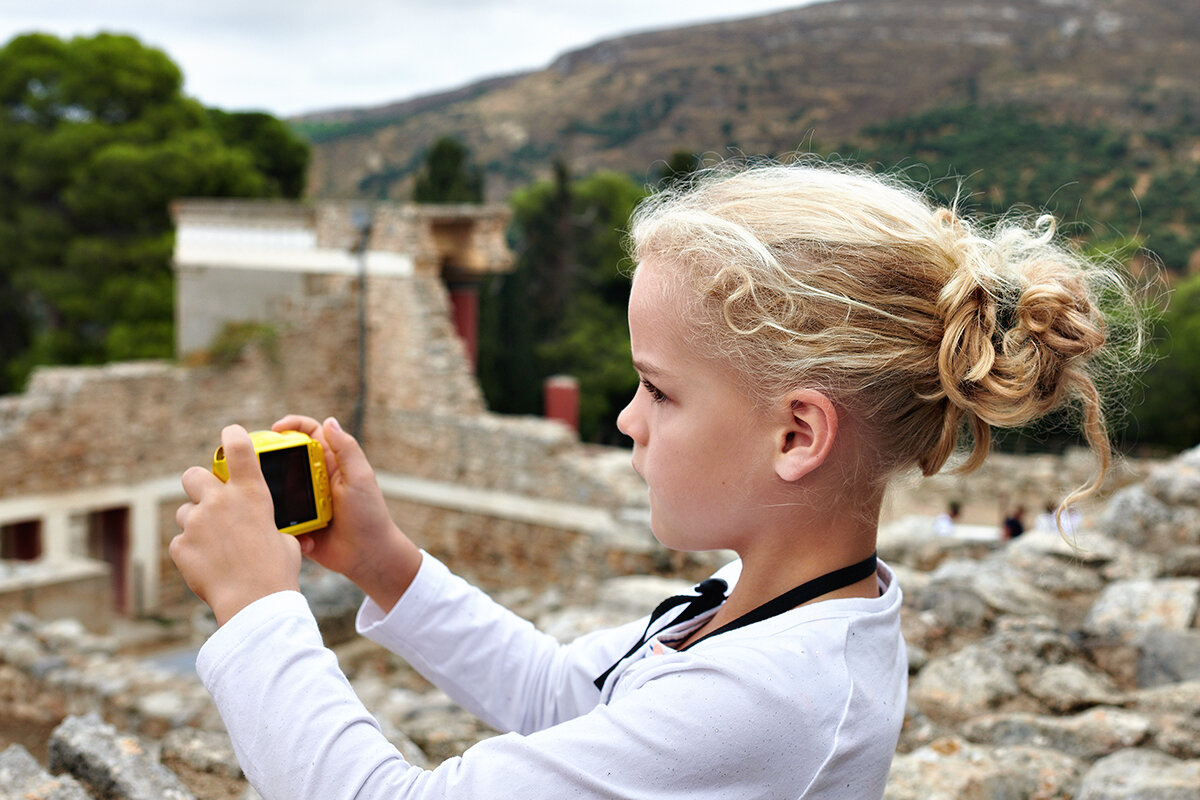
172, 159, 1131, 799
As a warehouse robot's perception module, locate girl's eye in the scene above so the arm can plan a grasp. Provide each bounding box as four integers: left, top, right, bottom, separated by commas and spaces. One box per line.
641, 377, 668, 404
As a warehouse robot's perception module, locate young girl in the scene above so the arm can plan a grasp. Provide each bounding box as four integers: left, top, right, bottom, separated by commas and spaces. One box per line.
171, 160, 1130, 799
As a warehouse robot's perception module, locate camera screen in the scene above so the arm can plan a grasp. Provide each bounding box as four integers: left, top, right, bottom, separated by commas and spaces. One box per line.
259, 445, 317, 529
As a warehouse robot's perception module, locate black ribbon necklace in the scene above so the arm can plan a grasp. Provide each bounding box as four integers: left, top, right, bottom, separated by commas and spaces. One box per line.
593, 552, 878, 692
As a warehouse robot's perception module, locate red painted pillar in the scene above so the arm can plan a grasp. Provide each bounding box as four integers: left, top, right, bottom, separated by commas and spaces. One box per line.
447, 281, 480, 368
544, 375, 580, 433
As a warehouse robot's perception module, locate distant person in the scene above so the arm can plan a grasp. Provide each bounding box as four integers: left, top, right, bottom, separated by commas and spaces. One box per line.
171, 158, 1136, 799
1003, 505, 1026, 540
934, 500, 962, 537
1037, 500, 1081, 536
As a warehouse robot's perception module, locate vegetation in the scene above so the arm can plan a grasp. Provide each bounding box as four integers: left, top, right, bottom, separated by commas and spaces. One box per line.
841, 104, 1196, 453
412, 137, 484, 204
2, 26, 1196, 454
0, 32, 309, 393
847, 105, 1198, 275
478, 161, 646, 442
1132, 272, 1200, 451
483, 106, 1200, 452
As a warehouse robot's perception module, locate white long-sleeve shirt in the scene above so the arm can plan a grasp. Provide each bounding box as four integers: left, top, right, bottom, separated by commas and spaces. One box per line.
197, 554, 906, 800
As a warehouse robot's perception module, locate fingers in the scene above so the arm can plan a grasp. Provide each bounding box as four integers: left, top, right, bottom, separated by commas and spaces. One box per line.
273, 415, 322, 437
181, 466, 219, 503
295, 533, 316, 556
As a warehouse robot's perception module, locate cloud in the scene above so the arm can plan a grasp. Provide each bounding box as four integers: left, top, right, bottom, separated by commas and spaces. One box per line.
0, 0, 808, 116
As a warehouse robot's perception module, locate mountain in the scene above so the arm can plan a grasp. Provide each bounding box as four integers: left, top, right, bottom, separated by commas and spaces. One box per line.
292, 0, 1200, 201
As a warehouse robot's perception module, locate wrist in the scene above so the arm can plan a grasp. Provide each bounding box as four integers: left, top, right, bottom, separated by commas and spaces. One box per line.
348, 523, 422, 613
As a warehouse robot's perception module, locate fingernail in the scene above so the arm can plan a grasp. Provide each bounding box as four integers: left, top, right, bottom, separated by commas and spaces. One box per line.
328, 417, 342, 433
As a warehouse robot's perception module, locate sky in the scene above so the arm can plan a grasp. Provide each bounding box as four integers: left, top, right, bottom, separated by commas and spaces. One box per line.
0, 1, 814, 118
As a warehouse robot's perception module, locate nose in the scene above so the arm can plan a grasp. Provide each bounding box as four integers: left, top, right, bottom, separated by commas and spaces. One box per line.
616, 390, 646, 446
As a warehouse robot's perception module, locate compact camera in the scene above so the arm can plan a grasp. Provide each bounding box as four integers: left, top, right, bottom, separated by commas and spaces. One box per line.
212, 430, 333, 535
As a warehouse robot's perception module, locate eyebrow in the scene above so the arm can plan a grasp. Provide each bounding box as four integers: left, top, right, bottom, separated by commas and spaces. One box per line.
632, 358, 668, 378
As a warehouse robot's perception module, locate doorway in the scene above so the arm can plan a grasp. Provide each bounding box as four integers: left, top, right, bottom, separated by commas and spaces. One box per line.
88, 507, 130, 614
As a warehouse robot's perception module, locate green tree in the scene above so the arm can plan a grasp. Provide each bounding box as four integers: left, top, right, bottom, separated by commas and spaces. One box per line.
1132, 273, 1200, 451
0, 32, 309, 393
655, 149, 702, 188
412, 136, 484, 203
479, 164, 645, 441
208, 109, 310, 197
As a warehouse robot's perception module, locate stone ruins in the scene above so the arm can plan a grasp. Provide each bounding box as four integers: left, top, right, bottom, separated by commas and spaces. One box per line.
1, 198, 1198, 797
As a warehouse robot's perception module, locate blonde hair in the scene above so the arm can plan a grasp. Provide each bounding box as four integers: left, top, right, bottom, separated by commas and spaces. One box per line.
629, 159, 1144, 509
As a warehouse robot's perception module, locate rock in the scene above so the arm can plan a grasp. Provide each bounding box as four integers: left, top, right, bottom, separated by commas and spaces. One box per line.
539, 606, 636, 643
963, 706, 1151, 760
1003, 526, 1119, 565
1144, 446, 1200, 507
1099, 484, 1200, 553
885, 736, 1083, 799
0, 744, 90, 799
160, 728, 243, 780
986, 615, 1079, 676
48, 713, 195, 800
1098, 485, 1174, 548
1005, 547, 1106, 596
928, 558, 1056, 618
374, 688, 494, 764
1135, 629, 1200, 688
595, 573, 694, 618
1025, 662, 1124, 712
1126, 679, 1200, 712
1163, 545, 1200, 578
877, 516, 1000, 571
133, 687, 203, 735
913, 586, 991, 633
1083, 578, 1200, 637
908, 645, 1019, 722
37, 619, 88, 650
1077, 748, 1200, 800
299, 564, 365, 646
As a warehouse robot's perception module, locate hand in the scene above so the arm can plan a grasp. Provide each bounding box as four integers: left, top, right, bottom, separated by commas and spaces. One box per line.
171, 424, 302, 626
272, 415, 422, 611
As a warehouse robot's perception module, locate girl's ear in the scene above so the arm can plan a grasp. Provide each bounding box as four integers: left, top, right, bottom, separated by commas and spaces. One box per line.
774, 389, 839, 483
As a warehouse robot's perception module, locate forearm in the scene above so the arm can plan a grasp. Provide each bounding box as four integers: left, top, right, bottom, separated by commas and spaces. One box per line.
357, 554, 630, 734
198, 592, 419, 800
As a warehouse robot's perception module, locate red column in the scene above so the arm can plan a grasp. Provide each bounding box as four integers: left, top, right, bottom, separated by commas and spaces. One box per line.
447, 281, 480, 368
544, 375, 580, 433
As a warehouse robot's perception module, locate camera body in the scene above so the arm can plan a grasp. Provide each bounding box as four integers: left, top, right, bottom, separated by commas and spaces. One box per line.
212, 430, 333, 535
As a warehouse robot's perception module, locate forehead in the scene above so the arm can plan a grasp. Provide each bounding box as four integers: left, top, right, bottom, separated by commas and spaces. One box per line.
628, 262, 684, 347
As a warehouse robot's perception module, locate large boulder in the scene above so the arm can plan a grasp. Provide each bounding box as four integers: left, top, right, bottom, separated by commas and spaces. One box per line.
48, 713, 195, 800
1076, 748, 1200, 800
886, 736, 1083, 800
0, 744, 90, 799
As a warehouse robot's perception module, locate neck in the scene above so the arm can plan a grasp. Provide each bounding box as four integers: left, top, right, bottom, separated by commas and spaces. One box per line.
709, 486, 884, 631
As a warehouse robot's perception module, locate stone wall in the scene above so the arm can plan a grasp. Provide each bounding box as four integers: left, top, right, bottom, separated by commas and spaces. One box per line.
0, 199, 639, 622
1, 445, 1198, 799
0, 560, 112, 633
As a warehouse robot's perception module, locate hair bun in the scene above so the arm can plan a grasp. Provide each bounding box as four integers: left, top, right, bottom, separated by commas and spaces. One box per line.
931, 221, 1110, 473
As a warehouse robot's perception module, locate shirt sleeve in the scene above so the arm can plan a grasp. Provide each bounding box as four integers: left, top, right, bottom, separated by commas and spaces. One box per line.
196, 589, 833, 800
354, 552, 643, 733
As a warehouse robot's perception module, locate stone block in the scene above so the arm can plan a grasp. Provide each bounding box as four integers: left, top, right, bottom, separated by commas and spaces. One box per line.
885, 737, 1083, 799
0, 744, 90, 799
1077, 748, 1200, 800
1084, 578, 1200, 637
48, 713, 195, 800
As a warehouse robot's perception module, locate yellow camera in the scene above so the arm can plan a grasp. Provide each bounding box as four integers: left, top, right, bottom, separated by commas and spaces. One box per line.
212, 430, 333, 536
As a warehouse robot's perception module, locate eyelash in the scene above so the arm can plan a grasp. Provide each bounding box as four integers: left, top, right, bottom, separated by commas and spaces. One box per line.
641, 377, 668, 404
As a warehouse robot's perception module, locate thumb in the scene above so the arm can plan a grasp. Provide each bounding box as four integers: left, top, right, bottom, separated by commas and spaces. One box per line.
221, 424, 264, 485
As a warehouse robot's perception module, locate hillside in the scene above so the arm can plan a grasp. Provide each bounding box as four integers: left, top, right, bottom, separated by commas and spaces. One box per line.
293, 0, 1200, 201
